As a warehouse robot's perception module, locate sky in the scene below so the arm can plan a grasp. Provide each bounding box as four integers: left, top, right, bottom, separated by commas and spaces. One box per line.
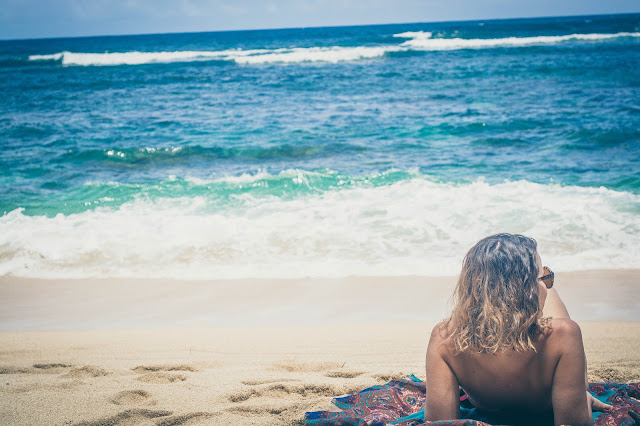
1, 0, 639, 40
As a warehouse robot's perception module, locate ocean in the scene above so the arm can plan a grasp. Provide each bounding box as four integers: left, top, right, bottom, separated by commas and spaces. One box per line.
1, 13, 639, 279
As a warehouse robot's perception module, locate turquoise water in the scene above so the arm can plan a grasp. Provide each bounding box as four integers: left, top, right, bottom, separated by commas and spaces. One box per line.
1, 14, 639, 278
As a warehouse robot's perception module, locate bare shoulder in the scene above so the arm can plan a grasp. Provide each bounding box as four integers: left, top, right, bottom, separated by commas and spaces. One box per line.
429, 321, 454, 342
545, 318, 584, 355
427, 321, 454, 356
547, 318, 582, 339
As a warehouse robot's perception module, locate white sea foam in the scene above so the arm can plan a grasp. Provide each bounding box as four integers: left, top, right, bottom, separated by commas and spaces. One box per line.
27, 46, 397, 66
28, 49, 257, 66
392, 31, 433, 39
26, 32, 640, 66
233, 46, 397, 64
1, 179, 638, 279
399, 32, 640, 50
28, 53, 64, 61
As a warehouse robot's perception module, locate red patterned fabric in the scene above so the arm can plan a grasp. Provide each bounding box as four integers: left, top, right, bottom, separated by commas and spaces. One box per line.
590, 382, 640, 425
304, 376, 640, 425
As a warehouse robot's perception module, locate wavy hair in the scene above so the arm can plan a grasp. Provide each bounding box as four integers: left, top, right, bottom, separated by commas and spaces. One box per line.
447, 233, 549, 353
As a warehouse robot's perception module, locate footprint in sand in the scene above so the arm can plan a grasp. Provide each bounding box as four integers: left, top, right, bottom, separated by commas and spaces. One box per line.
226, 379, 366, 423
33, 363, 73, 369
270, 360, 368, 381
372, 372, 409, 382
241, 378, 299, 386
227, 405, 291, 416
156, 412, 218, 426
271, 360, 342, 373
8, 379, 83, 394
0, 366, 33, 374
76, 409, 217, 426
226, 400, 324, 422
132, 364, 199, 373
132, 364, 197, 384
136, 372, 187, 384
62, 365, 109, 379
226, 361, 371, 422
110, 389, 153, 406
228, 382, 351, 403
0, 363, 74, 375
1, 364, 108, 382
33, 363, 74, 374
75, 409, 172, 426
324, 370, 366, 379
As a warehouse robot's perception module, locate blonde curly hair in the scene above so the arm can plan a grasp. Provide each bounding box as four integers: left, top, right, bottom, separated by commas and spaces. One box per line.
447, 233, 549, 353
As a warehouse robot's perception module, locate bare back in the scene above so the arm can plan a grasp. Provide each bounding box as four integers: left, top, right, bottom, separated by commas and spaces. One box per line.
445, 324, 557, 420
425, 318, 593, 425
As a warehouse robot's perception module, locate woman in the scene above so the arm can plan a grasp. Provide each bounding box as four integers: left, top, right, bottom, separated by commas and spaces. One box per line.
425, 234, 611, 425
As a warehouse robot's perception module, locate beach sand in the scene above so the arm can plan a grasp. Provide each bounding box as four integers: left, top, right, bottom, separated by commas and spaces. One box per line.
1, 271, 639, 425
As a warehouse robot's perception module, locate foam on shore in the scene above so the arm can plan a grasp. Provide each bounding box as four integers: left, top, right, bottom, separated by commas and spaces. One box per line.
2, 176, 638, 279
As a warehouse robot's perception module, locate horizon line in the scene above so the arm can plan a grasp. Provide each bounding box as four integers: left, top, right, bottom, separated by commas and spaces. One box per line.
2, 11, 638, 43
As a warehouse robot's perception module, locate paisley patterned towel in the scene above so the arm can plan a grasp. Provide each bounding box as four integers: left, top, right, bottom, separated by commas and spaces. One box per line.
304, 375, 640, 425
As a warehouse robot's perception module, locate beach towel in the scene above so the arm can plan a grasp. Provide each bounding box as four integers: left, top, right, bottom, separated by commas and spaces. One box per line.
304, 375, 640, 425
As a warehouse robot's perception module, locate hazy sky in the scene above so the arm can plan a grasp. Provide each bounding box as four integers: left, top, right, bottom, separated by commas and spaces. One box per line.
1, 0, 639, 40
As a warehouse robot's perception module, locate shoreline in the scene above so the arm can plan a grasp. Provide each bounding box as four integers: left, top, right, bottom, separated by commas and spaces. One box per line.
1, 269, 639, 331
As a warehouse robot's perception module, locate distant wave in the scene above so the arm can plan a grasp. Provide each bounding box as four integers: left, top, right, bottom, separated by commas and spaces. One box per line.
393, 31, 433, 39
1, 174, 639, 279
233, 46, 396, 64
29, 49, 257, 66
27, 31, 640, 66
398, 31, 640, 50
28, 46, 399, 66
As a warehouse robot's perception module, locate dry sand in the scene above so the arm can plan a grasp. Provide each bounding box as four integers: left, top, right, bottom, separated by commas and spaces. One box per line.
0, 271, 639, 425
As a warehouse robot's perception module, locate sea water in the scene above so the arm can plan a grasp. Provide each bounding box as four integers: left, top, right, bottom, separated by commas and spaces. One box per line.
1, 14, 639, 279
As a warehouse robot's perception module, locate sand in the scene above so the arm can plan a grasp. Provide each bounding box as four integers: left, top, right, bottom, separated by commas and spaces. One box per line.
0, 271, 639, 425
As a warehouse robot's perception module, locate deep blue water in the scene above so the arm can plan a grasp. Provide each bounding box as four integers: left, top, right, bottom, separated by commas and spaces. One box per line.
1, 14, 639, 278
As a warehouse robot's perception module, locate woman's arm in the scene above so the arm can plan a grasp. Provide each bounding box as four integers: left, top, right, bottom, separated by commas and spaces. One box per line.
425, 322, 461, 421
543, 287, 571, 319
550, 319, 593, 426
544, 286, 611, 415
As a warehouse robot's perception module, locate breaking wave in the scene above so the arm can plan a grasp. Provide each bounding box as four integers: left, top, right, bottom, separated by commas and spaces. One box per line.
28, 46, 398, 66
1, 175, 639, 279
398, 31, 640, 50
26, 31, 640, 66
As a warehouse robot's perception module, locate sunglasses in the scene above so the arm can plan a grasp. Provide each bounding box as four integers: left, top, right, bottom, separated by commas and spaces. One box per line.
538, 266, 554, 289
